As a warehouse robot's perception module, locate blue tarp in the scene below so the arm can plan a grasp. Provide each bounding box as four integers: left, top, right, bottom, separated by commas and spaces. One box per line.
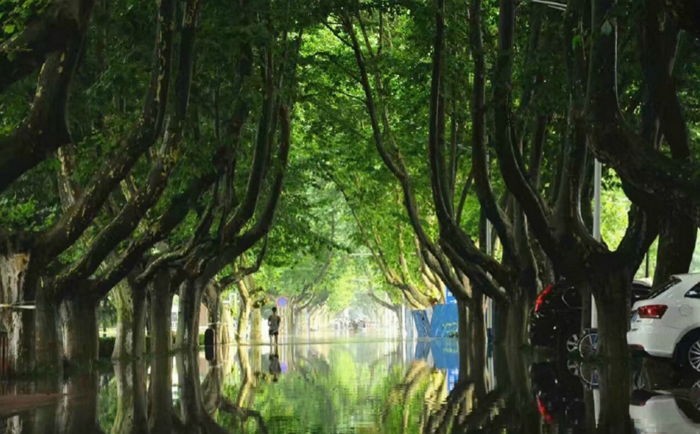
430, 303, 458, 337
429, 339, 460, 392
412, 310, 431, 338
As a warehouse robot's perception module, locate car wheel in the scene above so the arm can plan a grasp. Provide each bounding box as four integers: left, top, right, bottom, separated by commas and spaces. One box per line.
565, 333, 580, 354
687, 339, 700, 373
566, 359, 580, 376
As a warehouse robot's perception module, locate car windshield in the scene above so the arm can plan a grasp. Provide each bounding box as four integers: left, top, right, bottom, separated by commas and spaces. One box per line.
647, 276, 681, 299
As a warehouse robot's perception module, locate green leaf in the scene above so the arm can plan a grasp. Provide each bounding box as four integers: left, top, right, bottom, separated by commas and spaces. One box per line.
601, 20, 613, 35
571, 34, 582, 50
3, 23, 16, 34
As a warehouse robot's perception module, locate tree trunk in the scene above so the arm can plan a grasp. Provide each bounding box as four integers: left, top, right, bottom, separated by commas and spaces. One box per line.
206, 289, 223, 345
113, 282, 147, 360
60, 295, 98, 370
34, 286, 61, 373
0, 250, 33, 373
493, 300, 508, 348
219, 303, 234, 345
236, 296, 251, 343
464, 295, 487, 396
504, 291, 529, 351
250, 308, 262, 343
594, 275, 632, 433
148, 273, 176, 433
176, 280, 203, 350
654, 213, 696, 285
457, 299, 468, 373
149, 270, 173, 357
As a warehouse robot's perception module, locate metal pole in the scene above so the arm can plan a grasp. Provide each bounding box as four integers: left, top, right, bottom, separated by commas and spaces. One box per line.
486, 219, 493, 332
485, 148, 495, 338
591, 160, 602, 328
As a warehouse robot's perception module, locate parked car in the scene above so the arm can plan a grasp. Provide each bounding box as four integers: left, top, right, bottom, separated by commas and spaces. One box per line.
530, 279, 652, 353
628, 273, 700, 372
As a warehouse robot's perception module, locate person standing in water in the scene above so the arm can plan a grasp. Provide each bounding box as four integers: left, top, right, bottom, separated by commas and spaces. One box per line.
268, 306, 281, 346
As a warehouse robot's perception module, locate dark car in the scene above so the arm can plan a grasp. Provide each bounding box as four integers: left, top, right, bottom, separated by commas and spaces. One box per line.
529, 279, 651, 353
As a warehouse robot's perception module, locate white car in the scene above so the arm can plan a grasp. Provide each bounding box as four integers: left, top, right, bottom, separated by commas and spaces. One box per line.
628, 273, 700, 371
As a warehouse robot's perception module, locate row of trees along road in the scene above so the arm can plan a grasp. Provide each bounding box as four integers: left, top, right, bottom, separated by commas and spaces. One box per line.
2, 0, 700, 430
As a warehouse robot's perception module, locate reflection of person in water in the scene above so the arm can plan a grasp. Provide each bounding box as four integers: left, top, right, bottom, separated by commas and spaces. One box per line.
269, 350, 281, 382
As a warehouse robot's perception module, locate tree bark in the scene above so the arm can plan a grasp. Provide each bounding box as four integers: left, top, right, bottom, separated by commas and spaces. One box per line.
236, 280, 252, 343
654, 213, 696, 285
176, 280, 203, 351
595, 283, 632, 433
251, 308, 262, 343
34, 286, 61, 373
0, 249, 33, 373
112, 282, 146, 360
60, 294, 98, 370
237, 298, 251, 344
149, 270, 173, 357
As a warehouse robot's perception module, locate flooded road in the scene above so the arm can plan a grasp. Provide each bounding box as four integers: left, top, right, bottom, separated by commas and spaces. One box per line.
2, 336, 700, 433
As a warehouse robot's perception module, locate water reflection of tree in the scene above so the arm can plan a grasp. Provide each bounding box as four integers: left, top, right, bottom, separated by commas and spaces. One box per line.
383, 360, 446, 432
112, 362, 148, 434
391, 344, 542, 433
215, 345, 269, 433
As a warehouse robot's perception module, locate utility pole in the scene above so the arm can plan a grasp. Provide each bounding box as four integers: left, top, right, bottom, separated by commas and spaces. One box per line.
592, 160, 602, 328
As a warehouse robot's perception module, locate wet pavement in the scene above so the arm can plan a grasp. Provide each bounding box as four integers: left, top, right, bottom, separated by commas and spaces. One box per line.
1, 335, 700, 433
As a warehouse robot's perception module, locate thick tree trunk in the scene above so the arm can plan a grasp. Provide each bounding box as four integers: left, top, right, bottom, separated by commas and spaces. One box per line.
150, 271, 173, 357
113, 282, 147, 360
654, 213, 696, 285
594, 274, 632, 433
250, 308, 262, 343
60, 295, 98, 370
0, 251, 60, 374
112, 362, 148, 434
34, 287, 61, 373
492, 293, 528, 353
206, 289, 227, 345
219, 303, 234, 345
493, 300, 508, 348
458, 300, 468, 361
176, 280, 203, 350
0, 250, 32, 373
148, 278, 175, 434
467, 296, 487, 391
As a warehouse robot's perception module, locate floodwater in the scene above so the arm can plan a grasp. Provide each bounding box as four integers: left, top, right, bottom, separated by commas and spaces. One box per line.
1, 335, 700, 433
